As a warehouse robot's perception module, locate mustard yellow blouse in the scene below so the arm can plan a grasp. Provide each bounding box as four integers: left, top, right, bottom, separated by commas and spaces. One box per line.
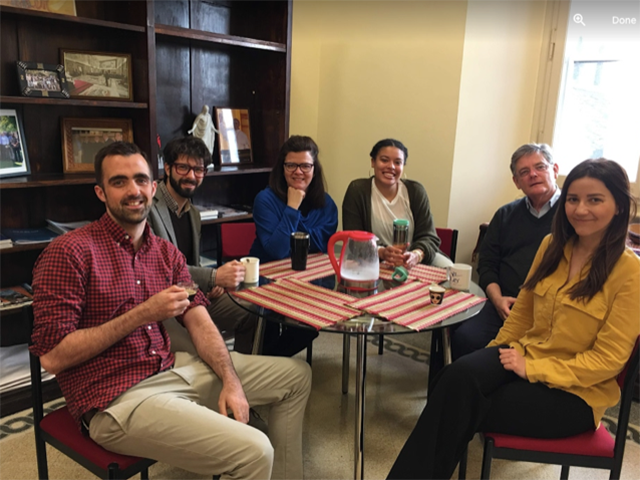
488, 234, 640, 426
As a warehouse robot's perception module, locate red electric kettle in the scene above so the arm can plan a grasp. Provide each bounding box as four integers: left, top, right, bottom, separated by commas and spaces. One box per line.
327, 231, 379, 291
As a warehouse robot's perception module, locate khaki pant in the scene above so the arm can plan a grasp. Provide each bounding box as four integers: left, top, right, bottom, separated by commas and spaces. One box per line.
89, 352, 311, 480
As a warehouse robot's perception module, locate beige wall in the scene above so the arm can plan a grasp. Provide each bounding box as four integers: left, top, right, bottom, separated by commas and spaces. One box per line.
449, 0, 548, 263
290, 0, 548, 263
290, 0, 468, 230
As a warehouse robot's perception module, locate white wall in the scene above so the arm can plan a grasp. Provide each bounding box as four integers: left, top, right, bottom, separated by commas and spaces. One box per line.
449, 0, 548, 263
291, 0, 549, 263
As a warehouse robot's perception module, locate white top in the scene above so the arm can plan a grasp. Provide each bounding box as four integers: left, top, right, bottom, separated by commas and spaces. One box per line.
370, 178, 415, 246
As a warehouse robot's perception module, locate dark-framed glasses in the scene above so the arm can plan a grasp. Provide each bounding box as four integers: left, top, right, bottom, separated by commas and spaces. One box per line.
516, 163, 550, 179
284, 162, 314, 173
172, 163, 207, 177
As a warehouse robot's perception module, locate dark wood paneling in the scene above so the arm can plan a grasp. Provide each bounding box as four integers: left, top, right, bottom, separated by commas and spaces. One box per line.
155, 41, 192, 148
155, 0, 190, 28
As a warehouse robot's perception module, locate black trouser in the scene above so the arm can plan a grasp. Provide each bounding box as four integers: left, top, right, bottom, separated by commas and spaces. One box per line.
451, 301, 505, 361
261, 322, 319, 357
387, 346, 594, 480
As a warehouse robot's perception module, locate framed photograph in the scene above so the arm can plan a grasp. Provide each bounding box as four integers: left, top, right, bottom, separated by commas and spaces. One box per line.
0, 109, 30, 179
214, 107, 253, 165
16, 61, 70, 98
61, 50, 133, 101
61, 118, 133, 173
0, 0, 76, 16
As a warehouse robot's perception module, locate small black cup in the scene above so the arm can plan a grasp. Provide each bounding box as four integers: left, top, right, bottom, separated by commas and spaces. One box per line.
290, 232, 310, 270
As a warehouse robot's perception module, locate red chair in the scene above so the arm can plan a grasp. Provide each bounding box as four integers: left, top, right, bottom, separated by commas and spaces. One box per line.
219, 222, 256, 262
459, 336, 640, 480
435, 227, 459, 262
26, 306, 155, 479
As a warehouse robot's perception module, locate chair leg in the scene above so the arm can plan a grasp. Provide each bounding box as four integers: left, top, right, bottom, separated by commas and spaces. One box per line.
560, 465, 570, 480
306, 342, 313, 366
107, 463, 120, 479
458, 446, 468, 479
609, 464, 622, 480
480, 437, 494, 479
378, 334, 384, 354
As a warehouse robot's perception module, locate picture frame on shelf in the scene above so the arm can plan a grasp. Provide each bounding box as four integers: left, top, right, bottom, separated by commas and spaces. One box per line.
214, 107, 253, 165
61, 50, 133, 101
0, 0, 76, 16
0, 109, 30, 179
16, 61, 70, 98
61, 118, 133, 173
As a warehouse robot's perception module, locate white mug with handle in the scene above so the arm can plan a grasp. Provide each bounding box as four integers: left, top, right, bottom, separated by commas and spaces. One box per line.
448, 263, 472, 291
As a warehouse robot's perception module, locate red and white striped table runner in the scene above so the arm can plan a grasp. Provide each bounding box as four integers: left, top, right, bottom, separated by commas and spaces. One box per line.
379, 263, 449, 284
259, 253, 336, 282
348, 282, 486, 331
232, 278, 360, 330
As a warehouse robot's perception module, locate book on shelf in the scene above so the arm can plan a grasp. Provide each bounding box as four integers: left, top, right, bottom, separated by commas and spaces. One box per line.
193, 203, 249, 220
46, 219, 91, 235
0, 233, 12, 249
0, 284, 33, 312
1, 227, 59, 245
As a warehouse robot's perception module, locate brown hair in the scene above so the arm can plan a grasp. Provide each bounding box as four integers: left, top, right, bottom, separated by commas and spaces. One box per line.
94, 142, 151, 187
269, 135, 327, 211
522, 158, 636, 301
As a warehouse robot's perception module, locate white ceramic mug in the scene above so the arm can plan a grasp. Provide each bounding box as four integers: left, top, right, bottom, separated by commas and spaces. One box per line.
240, 256, 260, 284
448, 263, 472, 291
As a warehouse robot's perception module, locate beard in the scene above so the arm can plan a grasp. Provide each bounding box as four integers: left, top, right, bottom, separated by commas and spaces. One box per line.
169, 173, 199, 199
105, 195, 152, 226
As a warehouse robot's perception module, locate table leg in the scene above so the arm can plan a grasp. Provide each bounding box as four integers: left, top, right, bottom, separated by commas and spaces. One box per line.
442, 326, 453, 365
342, 334, 350, 394
251, 313, 266, 355
354, 335, 367, 480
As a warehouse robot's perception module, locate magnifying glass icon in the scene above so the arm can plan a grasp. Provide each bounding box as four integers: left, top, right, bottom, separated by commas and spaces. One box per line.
573, 13, 586, 26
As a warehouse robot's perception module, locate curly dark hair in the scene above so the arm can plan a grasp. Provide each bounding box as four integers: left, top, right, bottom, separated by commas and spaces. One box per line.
369, 139, 409, 164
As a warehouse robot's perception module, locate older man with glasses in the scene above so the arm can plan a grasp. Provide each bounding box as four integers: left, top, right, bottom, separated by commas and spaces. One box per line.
450, 143, 560, 361
148, 136, 259, 356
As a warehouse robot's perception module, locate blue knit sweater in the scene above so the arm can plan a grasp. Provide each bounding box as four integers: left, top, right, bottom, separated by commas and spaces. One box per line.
250, 187, 338, 262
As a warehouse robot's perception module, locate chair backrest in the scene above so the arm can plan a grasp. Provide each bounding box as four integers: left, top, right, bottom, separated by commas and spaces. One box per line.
613, 336, 640, 461
436, 227, 459, 262
220, 222, 256, 260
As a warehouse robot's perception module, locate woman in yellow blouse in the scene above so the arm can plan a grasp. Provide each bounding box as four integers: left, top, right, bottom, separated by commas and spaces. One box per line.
387, 158, 640, 480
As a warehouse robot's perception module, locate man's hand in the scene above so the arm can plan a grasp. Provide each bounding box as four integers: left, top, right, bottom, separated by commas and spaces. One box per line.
215, 261, 245, 288
485, 283, 516, 321
218, 378, 250, 424
136, 286, 190, 324
491, 295, 517, 321
207, 286, 225, 299
499, 347, 527, 379
287, 186, 306, 210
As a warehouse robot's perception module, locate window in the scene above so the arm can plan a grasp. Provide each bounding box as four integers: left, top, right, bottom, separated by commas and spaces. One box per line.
536, 0, 640, 186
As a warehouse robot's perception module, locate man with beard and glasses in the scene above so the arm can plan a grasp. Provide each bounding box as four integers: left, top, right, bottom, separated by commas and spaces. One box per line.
30, 142, 311, 479
148, 136, 258, 355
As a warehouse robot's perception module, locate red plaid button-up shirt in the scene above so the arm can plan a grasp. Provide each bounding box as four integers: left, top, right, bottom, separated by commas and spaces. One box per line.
30, 214, 208, 430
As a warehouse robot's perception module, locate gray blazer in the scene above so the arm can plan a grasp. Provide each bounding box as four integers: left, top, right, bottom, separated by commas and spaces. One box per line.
147, 190, 214, 293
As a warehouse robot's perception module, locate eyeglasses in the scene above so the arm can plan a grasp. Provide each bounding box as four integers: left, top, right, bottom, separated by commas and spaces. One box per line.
284, 162, 314, 173
516, 163, 550, 179
172, 163, 207, 177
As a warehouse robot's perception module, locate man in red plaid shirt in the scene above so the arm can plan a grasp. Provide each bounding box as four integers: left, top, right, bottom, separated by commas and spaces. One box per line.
30, 142, 311, 480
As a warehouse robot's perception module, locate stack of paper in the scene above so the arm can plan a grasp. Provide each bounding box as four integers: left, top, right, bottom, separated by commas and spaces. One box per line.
0, 233, 12, 249
46, 219, 91, 235
1, 227, 58, 244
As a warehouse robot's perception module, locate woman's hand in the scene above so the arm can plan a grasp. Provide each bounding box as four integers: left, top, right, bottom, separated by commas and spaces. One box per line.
499, 347, 527, 379
379, 245, 405, 267
287, 186, 306, 210
402, 250, 422, 269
